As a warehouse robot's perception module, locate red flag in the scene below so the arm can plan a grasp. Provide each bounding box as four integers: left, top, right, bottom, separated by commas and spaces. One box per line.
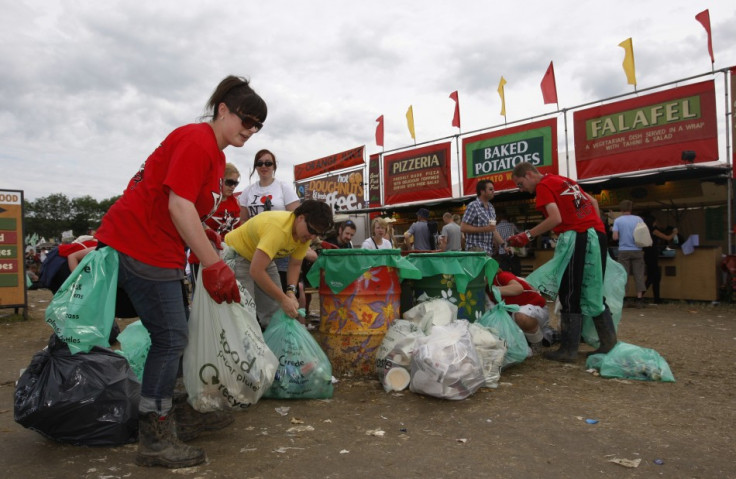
449, 90, 461, 128
540, 61, 558, 105
375, 115, 384, 147
695, 9, 714, 64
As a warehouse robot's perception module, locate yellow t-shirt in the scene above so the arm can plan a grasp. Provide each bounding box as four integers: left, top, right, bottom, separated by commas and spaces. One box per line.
224, 211, 309, 261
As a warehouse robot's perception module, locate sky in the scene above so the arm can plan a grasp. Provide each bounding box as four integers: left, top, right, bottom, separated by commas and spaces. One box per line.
2, 0, 735, 202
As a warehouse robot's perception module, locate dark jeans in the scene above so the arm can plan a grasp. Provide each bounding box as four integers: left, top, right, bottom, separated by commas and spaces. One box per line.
118, 263, 189, 403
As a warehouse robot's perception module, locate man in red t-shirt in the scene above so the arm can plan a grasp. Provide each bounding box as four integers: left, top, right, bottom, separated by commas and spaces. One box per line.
509, 162, 617, 362
491, 270, 556, 353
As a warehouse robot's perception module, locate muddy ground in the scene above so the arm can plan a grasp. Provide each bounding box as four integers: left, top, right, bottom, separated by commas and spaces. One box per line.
0, 289, 734, 479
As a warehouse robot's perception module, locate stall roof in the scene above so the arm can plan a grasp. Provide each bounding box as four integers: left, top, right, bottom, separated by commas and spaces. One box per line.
341, 163, 732, 215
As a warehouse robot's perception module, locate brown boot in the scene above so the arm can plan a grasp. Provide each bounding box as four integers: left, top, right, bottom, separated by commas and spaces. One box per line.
136, 411, 206, 468
174, 397, 235, 442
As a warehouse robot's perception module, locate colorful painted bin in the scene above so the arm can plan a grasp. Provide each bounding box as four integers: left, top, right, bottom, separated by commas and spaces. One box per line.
405, 252, 499, 322
306, 249, 421, 376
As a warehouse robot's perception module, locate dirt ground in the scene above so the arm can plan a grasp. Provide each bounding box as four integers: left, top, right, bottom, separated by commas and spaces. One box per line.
0, 289, 734, 479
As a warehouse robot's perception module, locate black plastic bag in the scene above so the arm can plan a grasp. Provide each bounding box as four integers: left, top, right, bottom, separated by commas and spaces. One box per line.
14, 334, 140, 446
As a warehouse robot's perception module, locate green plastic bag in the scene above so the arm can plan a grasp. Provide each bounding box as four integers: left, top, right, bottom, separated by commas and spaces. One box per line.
586, 341, 675, 382
477, 287, 527, 367
263, 309, 333, 399
116, 320, 151, 381
581, 255, 627, 347
44, 247, 119, 354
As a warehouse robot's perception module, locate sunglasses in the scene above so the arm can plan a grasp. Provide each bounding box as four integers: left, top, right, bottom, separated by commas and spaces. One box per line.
224, 179, 239, 188
255, 161, 274, 168
306, 223, 326, 237
233, 111, 264, 132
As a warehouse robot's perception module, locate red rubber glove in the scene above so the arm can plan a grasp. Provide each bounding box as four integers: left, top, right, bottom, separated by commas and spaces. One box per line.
507, 232, 530, 248
205, 229, 223, 250
202, 260, 240, 304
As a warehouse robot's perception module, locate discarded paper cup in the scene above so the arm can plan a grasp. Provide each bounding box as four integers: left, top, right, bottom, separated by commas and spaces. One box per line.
384, 367, 410, 391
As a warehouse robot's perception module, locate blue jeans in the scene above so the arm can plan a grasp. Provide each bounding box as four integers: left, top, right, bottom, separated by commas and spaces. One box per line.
118, 262, 188, 407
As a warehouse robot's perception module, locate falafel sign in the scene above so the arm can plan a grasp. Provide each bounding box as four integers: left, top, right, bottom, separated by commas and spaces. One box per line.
573, 80, 718, 179
462, 118, 558, 195
383, 142, 452, 204
296, 168, 365, 212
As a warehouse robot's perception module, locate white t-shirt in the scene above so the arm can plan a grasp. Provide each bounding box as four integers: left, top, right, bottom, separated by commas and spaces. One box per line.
361, 237, 393, 249
238, 179, 299, 219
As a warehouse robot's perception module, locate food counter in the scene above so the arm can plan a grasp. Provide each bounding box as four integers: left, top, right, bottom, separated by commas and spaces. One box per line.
521, 246, 722, 302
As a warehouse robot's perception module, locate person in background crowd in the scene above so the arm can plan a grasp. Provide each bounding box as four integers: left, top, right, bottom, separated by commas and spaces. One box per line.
643, 214, 678, 304
225, 200, 334, 325
491, 269, 557, 353
238, 149, 300, 296
493, 213, 522, 275
362, 217, 393, 249
461, 180, 505, 255
43, 235, 98, 294
324, 220, 356, 249
404, 208, 432, 250
612, 200, 647, 308
439, 212, 462, 251
188, 162, 242, 283
95, 75, 260, 468
509, 161, 616, 363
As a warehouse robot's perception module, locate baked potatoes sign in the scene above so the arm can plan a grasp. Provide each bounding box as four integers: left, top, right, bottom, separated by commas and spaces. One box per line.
462, 118, 558, 195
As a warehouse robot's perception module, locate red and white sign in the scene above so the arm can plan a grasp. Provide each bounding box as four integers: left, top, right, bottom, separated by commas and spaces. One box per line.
383, 143, 452, 205
573, 80, 718, 179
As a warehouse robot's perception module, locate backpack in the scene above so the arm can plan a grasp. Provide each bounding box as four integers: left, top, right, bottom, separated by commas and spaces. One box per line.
37, 247, 66, 289
633, 221, 653, 248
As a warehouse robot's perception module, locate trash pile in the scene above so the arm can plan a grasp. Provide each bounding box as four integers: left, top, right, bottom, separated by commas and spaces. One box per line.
375, 298, 512, 400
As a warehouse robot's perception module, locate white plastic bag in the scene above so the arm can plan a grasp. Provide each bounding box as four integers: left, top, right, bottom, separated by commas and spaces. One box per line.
403, 298, 458, 334
183, 275, 278, 412
633, 221, 653, 247
409, 321, 485, 400
468, 322, 506, 389
375, 319, 425, 392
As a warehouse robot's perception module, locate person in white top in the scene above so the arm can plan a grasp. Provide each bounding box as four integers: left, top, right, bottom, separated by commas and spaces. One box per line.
239, 149, 300, 221
361, 217, 393, 249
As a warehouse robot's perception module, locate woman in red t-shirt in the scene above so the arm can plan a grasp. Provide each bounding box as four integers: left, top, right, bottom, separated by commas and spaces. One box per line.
95, 76, 266, 469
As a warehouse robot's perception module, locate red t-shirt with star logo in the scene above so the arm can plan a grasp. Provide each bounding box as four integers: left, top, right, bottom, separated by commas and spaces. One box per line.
96, 123, 225, 269
205, 193, 241, 235
535, 174, 604, 234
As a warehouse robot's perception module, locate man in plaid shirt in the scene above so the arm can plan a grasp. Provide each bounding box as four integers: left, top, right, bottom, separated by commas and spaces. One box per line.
461, 179, 504, 255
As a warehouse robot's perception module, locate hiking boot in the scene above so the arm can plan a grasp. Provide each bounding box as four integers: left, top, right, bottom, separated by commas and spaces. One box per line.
543, 313, 582, 363
529, 341, 544, 356
136, 411, 206, 468
585, 307, 618, 357
174, 400, 235, 442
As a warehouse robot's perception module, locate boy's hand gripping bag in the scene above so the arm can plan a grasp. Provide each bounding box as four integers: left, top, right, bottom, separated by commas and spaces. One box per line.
44, 247, 119, 354
263, 309, 333, 399
183, 275, 278, 412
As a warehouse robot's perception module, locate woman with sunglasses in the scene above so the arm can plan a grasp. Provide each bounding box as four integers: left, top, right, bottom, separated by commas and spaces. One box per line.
239, 149, 299, 221
225, 199, 334, 324
95, 75, 265, 469
238, 149, 301, 326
